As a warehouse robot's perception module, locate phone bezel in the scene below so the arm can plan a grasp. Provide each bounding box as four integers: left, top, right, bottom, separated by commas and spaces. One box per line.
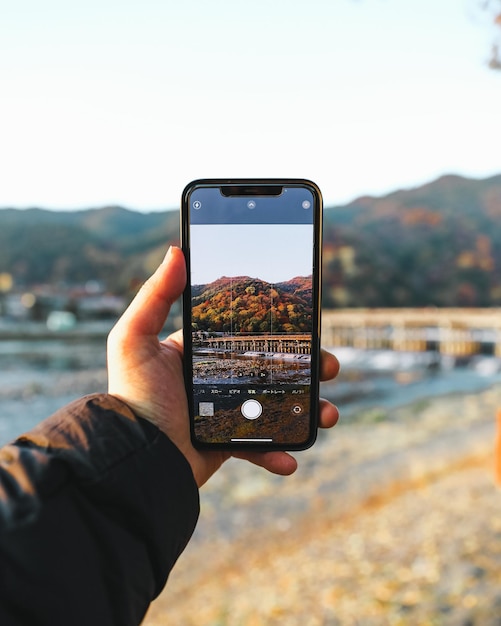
181, 179, 323, 451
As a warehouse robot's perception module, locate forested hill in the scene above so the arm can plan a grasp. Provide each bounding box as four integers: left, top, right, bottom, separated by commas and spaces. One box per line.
322, 173, 501, 307
1, 172, 501, 307
0, 206, 179, 293
191, 275, 313, 334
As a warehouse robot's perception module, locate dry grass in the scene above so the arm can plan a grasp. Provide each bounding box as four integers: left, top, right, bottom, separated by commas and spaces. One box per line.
144, 385, 501, 626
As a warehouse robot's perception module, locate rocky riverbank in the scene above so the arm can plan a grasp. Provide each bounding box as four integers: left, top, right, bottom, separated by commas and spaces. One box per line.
144, 383, 501, 626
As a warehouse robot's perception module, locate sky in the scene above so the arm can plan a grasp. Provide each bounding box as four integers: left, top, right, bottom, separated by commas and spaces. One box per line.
190, 224, 313, 284
1, 0, 500, 211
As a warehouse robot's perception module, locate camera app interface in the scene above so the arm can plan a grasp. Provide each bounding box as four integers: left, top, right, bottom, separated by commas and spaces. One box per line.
188, 186, 316, 445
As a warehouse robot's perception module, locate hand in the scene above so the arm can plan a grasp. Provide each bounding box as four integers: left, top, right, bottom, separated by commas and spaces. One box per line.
107, 246, 340, 487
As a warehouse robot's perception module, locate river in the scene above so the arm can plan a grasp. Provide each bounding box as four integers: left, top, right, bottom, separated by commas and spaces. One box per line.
1, 334, 501, 445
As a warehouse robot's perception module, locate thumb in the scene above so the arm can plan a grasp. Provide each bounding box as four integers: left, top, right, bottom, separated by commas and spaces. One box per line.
114, 246, 186, 338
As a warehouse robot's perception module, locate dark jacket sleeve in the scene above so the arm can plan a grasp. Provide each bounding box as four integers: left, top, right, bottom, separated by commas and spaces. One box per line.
0, 393, 200, 626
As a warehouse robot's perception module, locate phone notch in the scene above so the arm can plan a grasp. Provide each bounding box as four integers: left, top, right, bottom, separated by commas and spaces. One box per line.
220, 185, 283, 197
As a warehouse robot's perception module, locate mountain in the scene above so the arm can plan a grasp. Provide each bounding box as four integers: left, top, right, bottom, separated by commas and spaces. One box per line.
191, 275, 313, 334
1, 172, 501, 306
0, 206, 179, 293
322, 173, 501, 307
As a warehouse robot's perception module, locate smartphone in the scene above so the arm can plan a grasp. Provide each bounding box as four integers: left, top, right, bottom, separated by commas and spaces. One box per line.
181, 179, 322, 451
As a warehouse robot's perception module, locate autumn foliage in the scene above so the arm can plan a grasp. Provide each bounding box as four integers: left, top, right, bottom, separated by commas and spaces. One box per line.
191, 275, 313, 334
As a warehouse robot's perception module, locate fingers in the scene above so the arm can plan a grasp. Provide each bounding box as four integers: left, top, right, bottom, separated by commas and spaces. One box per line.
319, 397, 339, 429
320, 348, 340, 382
168, 337, 341, 383
232, 398, 340, 474
233, 451, 298, 476
113, 246, 186, 339
166, 328, 184, 354
167, 330, 340, 431
319, 350, 340, 427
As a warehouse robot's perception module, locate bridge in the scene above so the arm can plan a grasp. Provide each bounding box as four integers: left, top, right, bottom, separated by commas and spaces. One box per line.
195, 334, 311, 355
193, 309, 501, 357
321, 308, 501, 357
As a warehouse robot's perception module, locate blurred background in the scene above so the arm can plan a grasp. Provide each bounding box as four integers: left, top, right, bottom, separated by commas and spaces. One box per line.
1, 1, 501, 624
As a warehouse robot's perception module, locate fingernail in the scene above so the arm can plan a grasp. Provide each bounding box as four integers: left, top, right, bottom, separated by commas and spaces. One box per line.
162, 246, 173, 264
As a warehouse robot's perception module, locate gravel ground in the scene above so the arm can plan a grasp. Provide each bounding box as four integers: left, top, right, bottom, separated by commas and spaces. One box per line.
144, 384, 501, 626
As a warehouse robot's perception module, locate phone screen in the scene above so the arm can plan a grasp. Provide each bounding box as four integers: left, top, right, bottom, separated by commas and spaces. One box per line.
182, 180, 322, 450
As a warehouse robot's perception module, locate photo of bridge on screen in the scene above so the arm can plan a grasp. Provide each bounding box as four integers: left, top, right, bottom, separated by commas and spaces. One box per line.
190, 273, 313, 386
